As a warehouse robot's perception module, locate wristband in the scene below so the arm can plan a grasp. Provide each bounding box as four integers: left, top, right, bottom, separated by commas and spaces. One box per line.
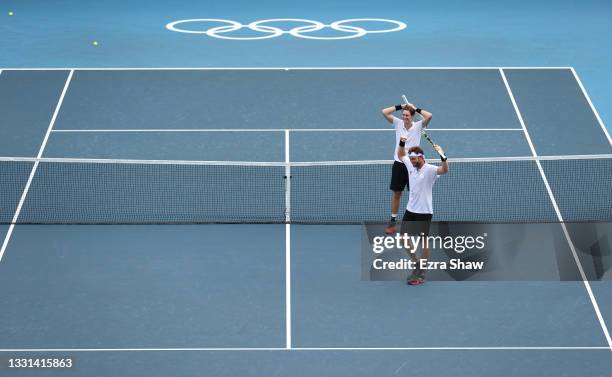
440, 156, 447, 162
399, 140, 406, 147
395, 105, 403, 111
416, 108, 422, 114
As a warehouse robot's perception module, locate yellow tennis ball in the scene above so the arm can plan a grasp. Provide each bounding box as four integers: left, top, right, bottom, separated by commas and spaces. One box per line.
8, 11, 14, 16
92, 41, 99, 47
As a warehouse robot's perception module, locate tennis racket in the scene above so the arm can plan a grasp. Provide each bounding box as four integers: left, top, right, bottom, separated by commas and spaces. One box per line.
421, 131, 447, 160
401, 95, 446, 160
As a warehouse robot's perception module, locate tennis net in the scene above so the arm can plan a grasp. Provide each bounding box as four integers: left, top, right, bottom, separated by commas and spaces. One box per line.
0, 155, 610, 224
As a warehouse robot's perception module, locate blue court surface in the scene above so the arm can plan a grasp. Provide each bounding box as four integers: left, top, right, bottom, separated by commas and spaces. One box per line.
1, 2, 612, 377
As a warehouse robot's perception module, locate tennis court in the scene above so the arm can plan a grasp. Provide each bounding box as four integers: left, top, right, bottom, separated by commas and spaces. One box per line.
0, 67, 610, 376
1, 1, 612, 376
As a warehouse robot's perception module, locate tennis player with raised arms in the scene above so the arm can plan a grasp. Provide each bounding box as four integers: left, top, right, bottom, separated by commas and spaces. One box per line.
397, 139, 448, 285
381, 99, 433, 234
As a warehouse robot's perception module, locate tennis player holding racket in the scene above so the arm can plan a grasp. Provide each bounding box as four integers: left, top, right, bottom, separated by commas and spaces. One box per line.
381, 101, 433, 234
397, 140, 449, 285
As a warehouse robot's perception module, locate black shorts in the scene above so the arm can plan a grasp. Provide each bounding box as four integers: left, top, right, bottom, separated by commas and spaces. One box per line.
401, 210, 433, 236
389, 161, 409, 192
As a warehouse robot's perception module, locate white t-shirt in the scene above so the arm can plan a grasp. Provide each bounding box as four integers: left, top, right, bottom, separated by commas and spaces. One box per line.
400, 158, 439, 214
393, 116, 422, 162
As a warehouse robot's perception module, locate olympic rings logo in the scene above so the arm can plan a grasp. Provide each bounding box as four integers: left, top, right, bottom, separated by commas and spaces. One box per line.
165, 18, 406, 40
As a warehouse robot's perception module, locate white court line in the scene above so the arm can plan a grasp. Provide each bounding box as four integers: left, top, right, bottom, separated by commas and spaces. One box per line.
0, 67, 573, 71
285, 130, 291, 220
285, 223, 291, 350
500, 68, 612, 351
284, 130, 292, 349
570, 68, 612, 146
0, 70, 74, 263
51, 128, 523, 132
0, 346, 608, 352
